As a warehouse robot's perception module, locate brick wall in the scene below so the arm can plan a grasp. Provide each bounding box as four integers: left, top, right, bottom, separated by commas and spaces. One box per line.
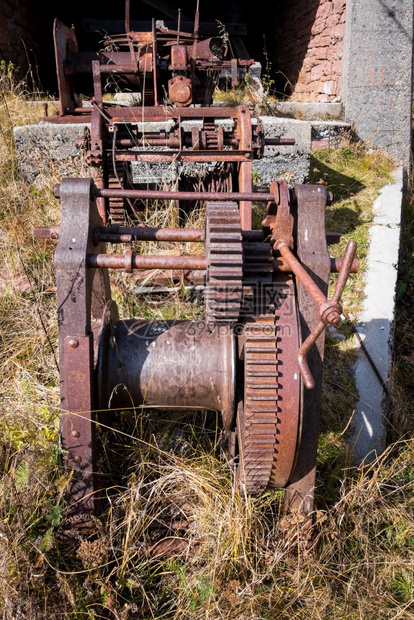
274, 0, 347, 102
0, 0, 40, 77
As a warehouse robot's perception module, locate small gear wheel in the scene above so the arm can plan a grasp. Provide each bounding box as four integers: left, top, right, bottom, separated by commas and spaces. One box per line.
204, 202, 243, 325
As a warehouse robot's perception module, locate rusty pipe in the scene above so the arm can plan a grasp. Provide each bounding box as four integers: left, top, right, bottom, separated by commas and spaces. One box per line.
332, 241, 358, 302
96, 189, 273, 202
330, 256, 359, 273
113, 136, 241, 148
98, 65, 138, 74
95, 226, 205, 243
273, 256, 359, 274
277, 243, 336, 321
34, 226, 351, 259
114, 137, 181, 147
264, 138, 296, 146
53, 185, 274, 202
87, 253, 207, 270
297, 321, 326, 390
34, 225, 60, 239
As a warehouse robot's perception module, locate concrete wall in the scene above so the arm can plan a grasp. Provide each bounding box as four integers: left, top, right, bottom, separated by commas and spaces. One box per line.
275, 0, 346, 102
343, 0, 414, 168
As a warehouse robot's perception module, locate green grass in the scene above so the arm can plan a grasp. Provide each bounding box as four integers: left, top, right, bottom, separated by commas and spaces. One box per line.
1, 87, 414, 618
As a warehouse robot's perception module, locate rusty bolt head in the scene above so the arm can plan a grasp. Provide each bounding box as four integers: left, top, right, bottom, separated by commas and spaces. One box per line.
67, 338, 79, 349
71, 430, 80, 439
326, 311, 341, 326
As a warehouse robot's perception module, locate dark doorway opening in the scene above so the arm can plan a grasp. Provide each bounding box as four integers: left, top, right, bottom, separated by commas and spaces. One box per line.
26, 0, 282, 94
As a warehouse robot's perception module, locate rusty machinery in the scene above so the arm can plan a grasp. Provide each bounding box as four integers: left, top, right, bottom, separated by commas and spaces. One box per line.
35, 2, 359, 525
49, 2, 286, 227
36, 179, 357, 519
54, 0, 255, 112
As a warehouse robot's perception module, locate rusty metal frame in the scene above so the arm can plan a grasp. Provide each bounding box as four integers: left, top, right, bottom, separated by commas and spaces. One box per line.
283, 185, 331, 519
53, 6, 254, 114
53, 19, 79, 116
55, 178, 109, 513
46, 174, 358, 522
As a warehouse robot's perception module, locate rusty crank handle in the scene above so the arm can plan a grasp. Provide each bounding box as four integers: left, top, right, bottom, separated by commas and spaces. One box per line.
297, 241, 357, 390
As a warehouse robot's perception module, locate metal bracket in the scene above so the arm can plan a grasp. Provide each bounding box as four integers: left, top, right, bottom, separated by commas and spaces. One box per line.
55, 178, 110, 514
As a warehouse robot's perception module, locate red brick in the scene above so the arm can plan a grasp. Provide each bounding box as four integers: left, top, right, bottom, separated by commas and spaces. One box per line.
316, 3, 334, 21
331, 60, 343, 76
323, 80, 338, 95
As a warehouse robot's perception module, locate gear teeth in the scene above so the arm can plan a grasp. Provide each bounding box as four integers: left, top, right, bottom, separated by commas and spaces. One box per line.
239, 317, 280, 496
204, 202, 243, 325
107, 156, 128, 224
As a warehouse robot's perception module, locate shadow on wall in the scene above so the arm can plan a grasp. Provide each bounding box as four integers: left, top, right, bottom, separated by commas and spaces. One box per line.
273, 0, 321, 98
377, 0, 413, 42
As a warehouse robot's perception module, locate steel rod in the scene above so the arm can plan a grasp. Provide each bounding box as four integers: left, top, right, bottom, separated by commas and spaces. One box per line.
95, 226, 205, 242
53, 185, 275, 201
278, 244, 328, 308
264, 138, 296, 146
87, 253, 207, 270
332, 241, 358, 302
98, 189, 273, 201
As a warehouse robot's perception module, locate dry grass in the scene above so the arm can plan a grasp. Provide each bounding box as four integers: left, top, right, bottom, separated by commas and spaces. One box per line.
0, 82, 413, 618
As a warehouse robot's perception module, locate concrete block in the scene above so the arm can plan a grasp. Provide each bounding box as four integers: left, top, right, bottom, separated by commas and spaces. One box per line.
253, 117, 311, 188
14, 116, 311, 189
311, 120, 352, 149
13, 122, 90, 184
266, 101, 343, 120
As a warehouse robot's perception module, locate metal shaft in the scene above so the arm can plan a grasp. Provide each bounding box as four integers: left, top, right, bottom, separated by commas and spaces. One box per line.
87, 253, 207, 270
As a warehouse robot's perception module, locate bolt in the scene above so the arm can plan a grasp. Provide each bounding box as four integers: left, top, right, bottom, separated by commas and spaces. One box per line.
73, 455, 82, 464
67, 338, 79, 349
326, 311, 341, 326
71, 430, 80, 438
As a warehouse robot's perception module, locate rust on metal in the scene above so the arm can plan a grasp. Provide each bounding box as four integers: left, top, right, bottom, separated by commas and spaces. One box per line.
53, 185, 276, 202
87, 253, 208, 271
204, 202, 243, 326
41, 2, 360, 532
98, 319, 236, 430
237, 275, 301, 495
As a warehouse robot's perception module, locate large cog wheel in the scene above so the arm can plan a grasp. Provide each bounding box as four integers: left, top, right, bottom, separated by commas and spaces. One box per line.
204, 202, 243, 325
238, 314, 279, 495
237, 276, 301, 495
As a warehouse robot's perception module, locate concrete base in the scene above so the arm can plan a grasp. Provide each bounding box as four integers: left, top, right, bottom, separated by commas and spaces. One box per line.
13, 116, 311, 187
266, 101, 343, 120
350, 167, 403, 463
343, 0, 413, 169
311, 121, 352, 150
13, 122, 89, 184
253, 117, 310, 189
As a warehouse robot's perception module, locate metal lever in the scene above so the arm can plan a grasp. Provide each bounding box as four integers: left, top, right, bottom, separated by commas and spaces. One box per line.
268, 182, 357, 389
297, 241, 357, 389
